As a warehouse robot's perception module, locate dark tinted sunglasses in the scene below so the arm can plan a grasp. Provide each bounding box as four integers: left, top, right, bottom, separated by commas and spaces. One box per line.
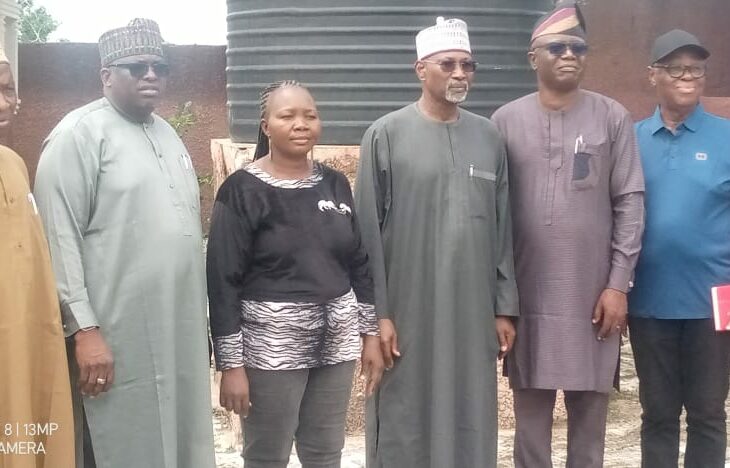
534, 42, 589, 57
422, 59, 478, 73
109, 62, 170, 79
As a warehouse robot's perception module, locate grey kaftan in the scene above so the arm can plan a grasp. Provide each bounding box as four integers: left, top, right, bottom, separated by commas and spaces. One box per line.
34, 98, 215, 468
492, 90, 644, 392
355, 103, 519, 468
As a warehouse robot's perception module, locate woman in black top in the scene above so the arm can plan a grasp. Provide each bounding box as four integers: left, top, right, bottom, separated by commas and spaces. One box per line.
207, 80, 383, 467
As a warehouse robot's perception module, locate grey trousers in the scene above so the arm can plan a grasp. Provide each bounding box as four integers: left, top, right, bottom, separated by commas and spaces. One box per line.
242, 361, 356, 468
513, 388, 609, 468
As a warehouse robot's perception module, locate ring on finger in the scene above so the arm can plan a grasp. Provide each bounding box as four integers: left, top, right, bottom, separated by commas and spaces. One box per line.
96, 377, 107, 385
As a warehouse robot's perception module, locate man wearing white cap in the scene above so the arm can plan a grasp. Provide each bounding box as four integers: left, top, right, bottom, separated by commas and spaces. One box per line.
34, 19, 215, 468
355, 16, 518, 468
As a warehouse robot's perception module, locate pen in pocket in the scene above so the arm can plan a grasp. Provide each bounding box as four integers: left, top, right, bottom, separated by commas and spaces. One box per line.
181, 154, 192, 170
27, 193, 38, 215
574, 134, 584, 155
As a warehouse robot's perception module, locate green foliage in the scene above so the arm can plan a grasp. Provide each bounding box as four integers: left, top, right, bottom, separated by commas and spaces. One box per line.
197, 174, 214, 186
168, 101, 197, 136
18, 0, 59, 43
166, 102, 210, 189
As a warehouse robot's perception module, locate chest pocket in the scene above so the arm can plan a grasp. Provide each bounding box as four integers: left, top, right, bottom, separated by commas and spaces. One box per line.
466, 166, 496, 218
571, 143, 603, 190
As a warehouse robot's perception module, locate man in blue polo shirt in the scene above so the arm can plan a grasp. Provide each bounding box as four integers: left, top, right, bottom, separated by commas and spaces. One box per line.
629, 29, 730, 468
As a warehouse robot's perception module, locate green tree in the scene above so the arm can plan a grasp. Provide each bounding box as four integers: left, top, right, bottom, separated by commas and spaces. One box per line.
18, 0, 59, 43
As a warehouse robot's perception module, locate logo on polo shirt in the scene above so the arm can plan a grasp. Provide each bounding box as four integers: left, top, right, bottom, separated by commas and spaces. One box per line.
695, 152, 708, 161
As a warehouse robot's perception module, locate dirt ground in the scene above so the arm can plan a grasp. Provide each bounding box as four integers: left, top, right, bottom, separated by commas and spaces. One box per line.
213, 341, 730, 467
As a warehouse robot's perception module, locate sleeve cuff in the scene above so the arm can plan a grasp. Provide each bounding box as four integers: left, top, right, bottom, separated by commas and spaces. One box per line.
496, 280, 520, 317
213, 331, 244, 371
495, 304, 520, 317
61, 300, 99, 338
607, 265, 633, 293
358, 303, 379, 336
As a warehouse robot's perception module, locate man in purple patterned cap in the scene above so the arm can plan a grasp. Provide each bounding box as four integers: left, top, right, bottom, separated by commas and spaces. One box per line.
34, 19, 215, 468
492, 1, 645, 466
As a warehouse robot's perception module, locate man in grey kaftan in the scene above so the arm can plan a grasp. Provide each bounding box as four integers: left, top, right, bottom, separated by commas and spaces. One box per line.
355, 17, 518, 468
33, 19, 215, 468
491, 2, 645, 467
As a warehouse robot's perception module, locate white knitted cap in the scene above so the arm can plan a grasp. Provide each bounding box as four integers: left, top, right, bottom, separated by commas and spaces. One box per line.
416, 17, 471, 60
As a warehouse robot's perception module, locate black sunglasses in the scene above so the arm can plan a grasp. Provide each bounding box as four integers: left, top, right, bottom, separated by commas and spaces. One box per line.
533, 42, 589, 57
109, 62, 170, 79
421, 59, 478, 73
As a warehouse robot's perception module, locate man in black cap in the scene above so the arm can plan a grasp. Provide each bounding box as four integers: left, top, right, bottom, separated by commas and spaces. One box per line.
629, 29, 730, 468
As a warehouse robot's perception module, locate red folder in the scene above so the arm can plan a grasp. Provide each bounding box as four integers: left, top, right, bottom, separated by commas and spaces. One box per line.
710, 285, 730, 331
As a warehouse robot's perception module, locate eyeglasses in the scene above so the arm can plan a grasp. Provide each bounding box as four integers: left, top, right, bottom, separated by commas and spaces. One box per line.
421, 59, 478, 73
532, 42, 589, 57
651, 63, 706, 79
109, 62, 170, 79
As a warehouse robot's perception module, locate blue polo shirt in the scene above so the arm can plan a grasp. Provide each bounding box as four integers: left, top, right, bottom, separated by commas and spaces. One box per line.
629, 105, 730, 319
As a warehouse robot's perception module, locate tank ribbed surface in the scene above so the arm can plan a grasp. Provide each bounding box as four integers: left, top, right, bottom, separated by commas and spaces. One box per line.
227, 1, 551, 144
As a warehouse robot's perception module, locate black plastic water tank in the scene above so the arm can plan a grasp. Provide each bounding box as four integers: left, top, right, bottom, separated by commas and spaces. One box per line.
227, 1, 551, 144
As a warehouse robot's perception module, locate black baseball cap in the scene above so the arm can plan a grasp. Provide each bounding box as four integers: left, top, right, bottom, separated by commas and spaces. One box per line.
651, 29, 710, 64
